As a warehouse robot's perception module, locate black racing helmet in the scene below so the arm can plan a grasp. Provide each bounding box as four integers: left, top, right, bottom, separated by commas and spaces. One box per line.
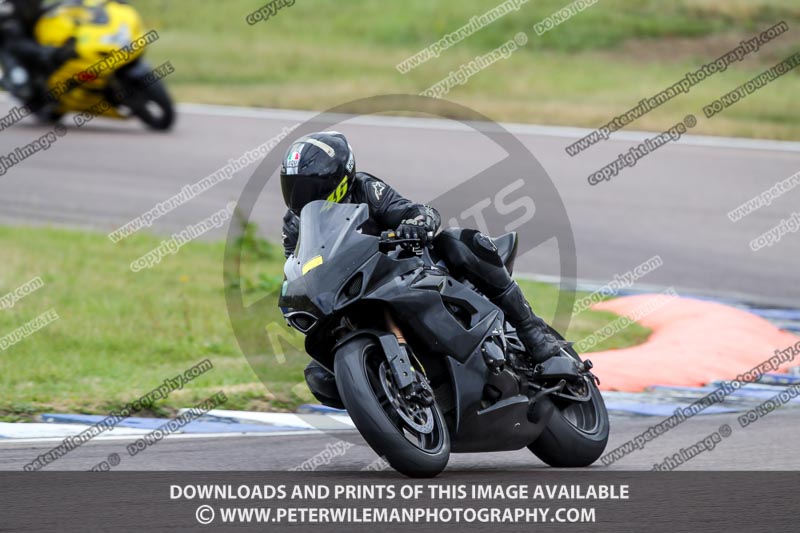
280, 131, 355, 214
2, 0, 45, 25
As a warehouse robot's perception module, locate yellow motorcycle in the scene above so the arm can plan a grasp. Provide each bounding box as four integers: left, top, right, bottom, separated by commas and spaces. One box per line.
32, 0, 174, 130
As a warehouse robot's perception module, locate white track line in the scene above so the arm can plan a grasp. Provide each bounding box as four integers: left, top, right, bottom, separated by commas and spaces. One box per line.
0, 93, 796, 153
188, 409, 355, 429
0, 430, 325, 446
0, 411, 355, 443
177, 102, 800, 154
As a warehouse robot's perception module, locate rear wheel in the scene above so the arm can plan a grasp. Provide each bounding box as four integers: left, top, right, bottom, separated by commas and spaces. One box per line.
334, 336, 450, 477
123, 78, 174, 131
110, 72, 175, 131
528, 329, 609, 467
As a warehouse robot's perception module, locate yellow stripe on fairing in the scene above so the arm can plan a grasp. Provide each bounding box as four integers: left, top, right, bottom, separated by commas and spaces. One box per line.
302, 255, 324, 275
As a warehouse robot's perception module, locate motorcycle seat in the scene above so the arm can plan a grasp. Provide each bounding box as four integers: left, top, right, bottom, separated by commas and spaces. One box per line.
493, 232, 518, 273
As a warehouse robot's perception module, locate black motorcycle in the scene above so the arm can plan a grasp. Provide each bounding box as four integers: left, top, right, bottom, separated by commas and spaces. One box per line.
280, 200, 609, 477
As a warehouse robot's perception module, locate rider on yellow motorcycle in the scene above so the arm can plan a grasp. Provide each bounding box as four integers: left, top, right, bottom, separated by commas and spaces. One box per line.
0, 0, 75, 116
2, 0, 174, 130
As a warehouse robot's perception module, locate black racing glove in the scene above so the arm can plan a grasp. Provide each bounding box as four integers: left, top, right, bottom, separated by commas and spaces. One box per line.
396, 206, 439, 246
396, 218, 428, 243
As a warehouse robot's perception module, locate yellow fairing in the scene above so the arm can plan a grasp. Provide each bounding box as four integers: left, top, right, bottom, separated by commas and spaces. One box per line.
34, 0, 146, 116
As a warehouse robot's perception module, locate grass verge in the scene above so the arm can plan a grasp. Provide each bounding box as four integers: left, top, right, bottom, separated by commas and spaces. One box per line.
134, 0, 800, 140
0, 225, 649, 421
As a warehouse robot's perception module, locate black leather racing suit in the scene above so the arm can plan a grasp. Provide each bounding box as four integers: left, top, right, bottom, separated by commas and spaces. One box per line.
281, 172, 440, 258
0, 0, 73, 107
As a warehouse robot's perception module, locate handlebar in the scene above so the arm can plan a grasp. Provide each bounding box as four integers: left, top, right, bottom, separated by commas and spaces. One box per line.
379, 230, 434, 244
379, 230, 417, 244
379, 230, 434, 255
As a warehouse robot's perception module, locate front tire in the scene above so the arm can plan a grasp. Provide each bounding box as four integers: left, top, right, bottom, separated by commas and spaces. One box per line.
334, 336, 450, 478
34, 106, 64, 125
528, 330, 609, 467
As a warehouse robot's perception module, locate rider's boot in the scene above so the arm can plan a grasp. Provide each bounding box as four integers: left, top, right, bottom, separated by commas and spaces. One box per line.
0, 53, 34, 102
304, 360, 344, 409
491, 281, 570, 364
0, 60, 56, 120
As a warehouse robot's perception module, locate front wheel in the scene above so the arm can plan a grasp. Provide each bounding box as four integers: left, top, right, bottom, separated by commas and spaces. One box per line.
528, 331, 609, 467
334, 336, 450, 478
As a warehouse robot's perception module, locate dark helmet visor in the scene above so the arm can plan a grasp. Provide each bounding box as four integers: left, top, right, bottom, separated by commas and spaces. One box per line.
281, 173, 337, 214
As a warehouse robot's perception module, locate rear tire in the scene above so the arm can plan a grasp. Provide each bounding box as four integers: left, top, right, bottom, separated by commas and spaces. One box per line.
334, 336, 450, 478
111, 73, 175, 131
528, 329, 609, 467
126, 78, 175, 131
528, 380, 609, 467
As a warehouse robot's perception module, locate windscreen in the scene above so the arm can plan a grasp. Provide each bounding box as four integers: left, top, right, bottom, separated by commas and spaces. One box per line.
284, 200, 375, 282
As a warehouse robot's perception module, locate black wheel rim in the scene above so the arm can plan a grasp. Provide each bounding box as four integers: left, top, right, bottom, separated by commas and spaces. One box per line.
548, 328, 604, 435
362, 346, 445, 454
143, 100, 165, 121
556, 377, 601, 434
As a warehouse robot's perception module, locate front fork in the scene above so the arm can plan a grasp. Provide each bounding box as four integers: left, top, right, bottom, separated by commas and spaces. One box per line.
383, 309, 434, 407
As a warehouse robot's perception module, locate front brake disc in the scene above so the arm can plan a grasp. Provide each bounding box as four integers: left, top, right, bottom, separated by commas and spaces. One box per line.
379, 362, 434, 434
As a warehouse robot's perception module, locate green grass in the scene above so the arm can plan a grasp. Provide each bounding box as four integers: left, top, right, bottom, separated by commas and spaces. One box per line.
131, 0, 800, 140
0, 225, 649, 421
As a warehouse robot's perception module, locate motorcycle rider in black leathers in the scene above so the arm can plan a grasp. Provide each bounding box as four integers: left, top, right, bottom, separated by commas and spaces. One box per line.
280, 131, 569, 409
0, 0, 75, 115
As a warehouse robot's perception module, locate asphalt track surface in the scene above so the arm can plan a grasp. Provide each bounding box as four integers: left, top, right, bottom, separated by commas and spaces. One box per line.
1, 98, 799, 472
1, 98, 799, 304
1, 409, 798, 471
